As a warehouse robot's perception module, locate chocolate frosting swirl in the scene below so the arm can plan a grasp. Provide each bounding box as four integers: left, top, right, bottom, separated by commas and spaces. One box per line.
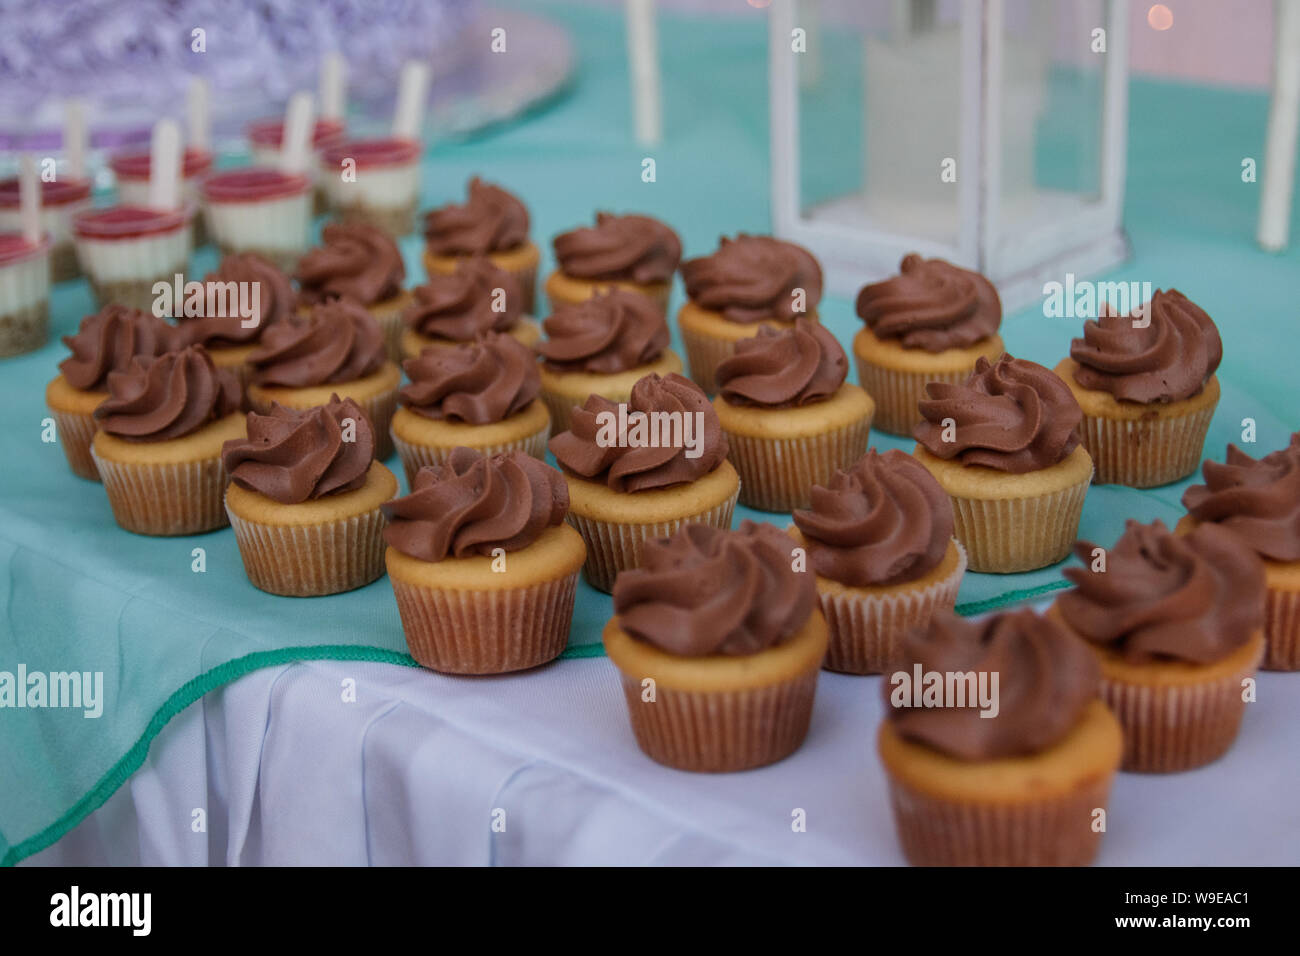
549, 373, 729, 492
793, 449, 954, 587
914, 354, 1082, 473
1070, 289, 1222, 403
95, 346, 241, 441
1181, 433, 1300, 563
612, 521, 816, 656
1059, 519, 1265, 664
855, 253, 1001, 352
180, 253, 296, 347
401, 332, 540, 424
249, 300, 386, 387
715, 318, 847, 407
537, 289, 669, 374
552, 212, 681, 284
222, 395, 374, 504
402, 258, 523, 341
382, 447, 568, 561
681, 235, 823, 323
295, 222, 405, 307
885, 608, 1101, 760
60, 304, 178, 391
423, 177, 529, 256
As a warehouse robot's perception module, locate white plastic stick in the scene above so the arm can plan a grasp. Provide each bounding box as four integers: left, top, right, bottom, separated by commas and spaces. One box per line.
64, 99, 87, 179
1259, 0, 1300, 251
391, 61, 429, 140
187, 76, 210, 152
279, 92, 315, 174
18, 155, 41, 245
147, 118, 182, 210
320, 52, 346, 122
626, 0, 662, 145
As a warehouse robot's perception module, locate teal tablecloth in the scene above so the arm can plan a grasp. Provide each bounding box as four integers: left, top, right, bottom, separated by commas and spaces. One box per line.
1, 3, 1297, 864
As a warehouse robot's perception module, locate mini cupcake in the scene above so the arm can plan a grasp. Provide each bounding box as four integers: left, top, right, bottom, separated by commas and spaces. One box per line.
912, 354, 1093, 573
1054, 289, 1222, 487
383, 447, 587, 674
222, 395, 398, 596
549, 372, 740, 592
176, 253, 296, 392
201, 168, 313, 273
1180, 433, 1300, 670
0, 174, 92, 282
422, 177, 540, 314
73, 206, 192, 313
399, 257, 540, 360
605, 521, 828, 772
320, 136, 421, 236
789, 450, 966, 674
91, 346, 245, 535
0, 232, 52, 357
246, 300, 400, 460
46, 305, 178, 480
853, 254, 1005, 436
678, 234, 823, 394
713, 318, 873, 511
536, 289, 683, 435
547, 212, 680, 316
878, 608, 1121, 866
111, 146, 213, 245
295, 222, 411, 361
391, 331, 550, 484
1053, 520, 1266, 772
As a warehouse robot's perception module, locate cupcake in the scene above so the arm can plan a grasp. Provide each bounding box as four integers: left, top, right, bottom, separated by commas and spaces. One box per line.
546, 212, 680, 316
878, 608, 1122, 866
46, 305, 178, 480
678, 234, 823, 394
1054, 289, 1221, 487
295, 222, 411, 361
605, 521, 828, 772
222, 395, 398, 596
201, 168, 313, 273
912, 354, 1093, 573
383, 447, 586, 674
1180, 433, 1300, 670
549, 372, 740, 592
422, 177, 540, 314
73, 206, 193, 313
176, 253, 296, 392
246, 116, 345, 216
0, 174, 92, 282
399, 257, 540, 360
1053, 519, 1266, 772
853, 254, 1005, 436
91, 346, 245, 535
789, 450, 966, 674
246, 300, 400, 460
536, 289, 683, 435
320, 136, 422, 236
0, 232, 52, 358
391, 331, 550, 484
713, 318, 873, 511
110, 146, 213, 245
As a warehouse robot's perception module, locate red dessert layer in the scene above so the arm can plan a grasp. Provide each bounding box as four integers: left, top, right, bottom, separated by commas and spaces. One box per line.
73, 205, 190, 240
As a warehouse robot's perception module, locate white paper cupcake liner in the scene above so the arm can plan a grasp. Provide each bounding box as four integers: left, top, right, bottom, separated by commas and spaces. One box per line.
1078, 403, 1217, 487
51, 405, 101, 481
91, 450, 229, 536
723, 414, 872, 512
226, 504, 389, 596
947, 475, 1090, 573
853, 358, 973, 438
1264, 583, 1300, 671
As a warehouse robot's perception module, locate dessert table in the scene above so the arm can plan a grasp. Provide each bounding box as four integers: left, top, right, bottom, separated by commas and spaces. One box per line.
5, 3, 1300, 866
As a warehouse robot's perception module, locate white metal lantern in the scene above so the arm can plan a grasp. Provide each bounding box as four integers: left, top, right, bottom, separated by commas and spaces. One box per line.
769, 0, 1131, 309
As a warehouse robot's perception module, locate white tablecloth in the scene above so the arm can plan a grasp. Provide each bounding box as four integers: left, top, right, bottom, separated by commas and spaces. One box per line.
25, 648, 1300, 866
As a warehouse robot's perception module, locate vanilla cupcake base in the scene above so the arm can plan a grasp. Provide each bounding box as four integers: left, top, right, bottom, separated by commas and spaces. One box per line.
45, 375, 106, 480
400, 319, 541, 362
563, 461, 741, 593
603, 610, 828, 772
677, 301, 804, 395
424, 241, 541, 315
390, 400, 551, 486
247, 362, 401, 461
545, 270, 670, 316
225, 461, 398, 596
91, 413, 245, 536
539, 349, 683, 436
1055, 359, 1219, 487
715, 385, 874, 512
913, 444, 1093, 573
